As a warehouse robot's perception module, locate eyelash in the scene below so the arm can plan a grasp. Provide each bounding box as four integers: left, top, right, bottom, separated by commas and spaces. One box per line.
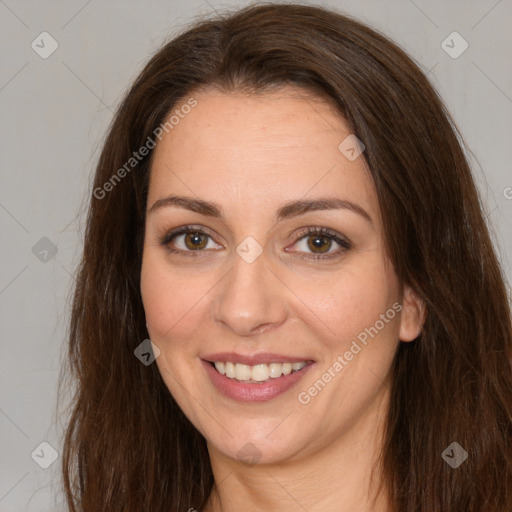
159, 225, 351, 261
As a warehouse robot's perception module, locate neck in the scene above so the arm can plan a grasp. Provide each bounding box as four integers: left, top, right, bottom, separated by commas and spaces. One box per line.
202, 386, 392, 512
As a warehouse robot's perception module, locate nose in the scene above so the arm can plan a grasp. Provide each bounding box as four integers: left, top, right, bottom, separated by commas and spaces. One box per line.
211, 246, 288, 337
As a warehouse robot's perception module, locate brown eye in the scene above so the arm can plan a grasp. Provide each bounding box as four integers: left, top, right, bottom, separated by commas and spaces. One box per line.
160, 226, 220, 257
289, 227, 351, 261
183, 231, 209, 250
306, 234, 332, 254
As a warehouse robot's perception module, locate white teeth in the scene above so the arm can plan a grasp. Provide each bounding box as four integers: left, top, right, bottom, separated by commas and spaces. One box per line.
269, 363, 282, 378
252, 364, 270, 381
213, 361, 308, 382
235, 363, 251, 381
225, 362, 236, 378
282, 363, 293, 375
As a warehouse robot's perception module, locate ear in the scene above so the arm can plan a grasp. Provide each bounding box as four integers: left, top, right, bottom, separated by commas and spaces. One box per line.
398, 285, 426, 342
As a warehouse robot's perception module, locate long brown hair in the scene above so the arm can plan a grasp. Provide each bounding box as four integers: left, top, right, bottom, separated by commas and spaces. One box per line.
60, 2, 512, 510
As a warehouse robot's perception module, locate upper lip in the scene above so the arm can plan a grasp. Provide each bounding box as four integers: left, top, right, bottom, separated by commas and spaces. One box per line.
201, 352, 315, 366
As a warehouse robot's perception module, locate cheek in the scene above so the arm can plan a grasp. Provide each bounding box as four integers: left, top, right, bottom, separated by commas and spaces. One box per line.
294, 259, 401, 418
296, 254, 400, 348
140, 250, 205, 402
140, 252, 172, 333
140, 250, 214, 342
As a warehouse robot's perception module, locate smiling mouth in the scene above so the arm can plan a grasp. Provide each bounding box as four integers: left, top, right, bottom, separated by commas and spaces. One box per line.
208, 360, 312, 383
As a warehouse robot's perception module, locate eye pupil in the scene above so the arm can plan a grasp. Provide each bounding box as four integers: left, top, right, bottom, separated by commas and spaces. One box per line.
308, 235, 330, 253
185, 232, 207, 250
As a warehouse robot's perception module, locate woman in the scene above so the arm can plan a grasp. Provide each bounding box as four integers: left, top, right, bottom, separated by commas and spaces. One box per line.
60, 3, 512, 511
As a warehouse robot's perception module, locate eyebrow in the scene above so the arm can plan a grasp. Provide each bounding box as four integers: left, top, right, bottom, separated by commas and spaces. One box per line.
147, 195, 373, 225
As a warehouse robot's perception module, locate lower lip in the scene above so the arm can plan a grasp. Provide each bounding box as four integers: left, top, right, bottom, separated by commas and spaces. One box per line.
201, 359, 315, 403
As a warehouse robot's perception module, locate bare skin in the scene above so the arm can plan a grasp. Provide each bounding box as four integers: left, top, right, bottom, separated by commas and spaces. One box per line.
140, 85, 425, 512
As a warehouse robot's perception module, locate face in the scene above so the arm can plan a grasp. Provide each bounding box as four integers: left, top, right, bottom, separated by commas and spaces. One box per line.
140, 85, 423, 465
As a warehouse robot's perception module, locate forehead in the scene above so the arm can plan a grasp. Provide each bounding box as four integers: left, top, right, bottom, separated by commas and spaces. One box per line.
147, 85, 379, 224
158, 85, 350, 158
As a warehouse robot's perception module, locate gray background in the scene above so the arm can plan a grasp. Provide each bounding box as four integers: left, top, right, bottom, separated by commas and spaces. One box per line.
0, 0, 511, 510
